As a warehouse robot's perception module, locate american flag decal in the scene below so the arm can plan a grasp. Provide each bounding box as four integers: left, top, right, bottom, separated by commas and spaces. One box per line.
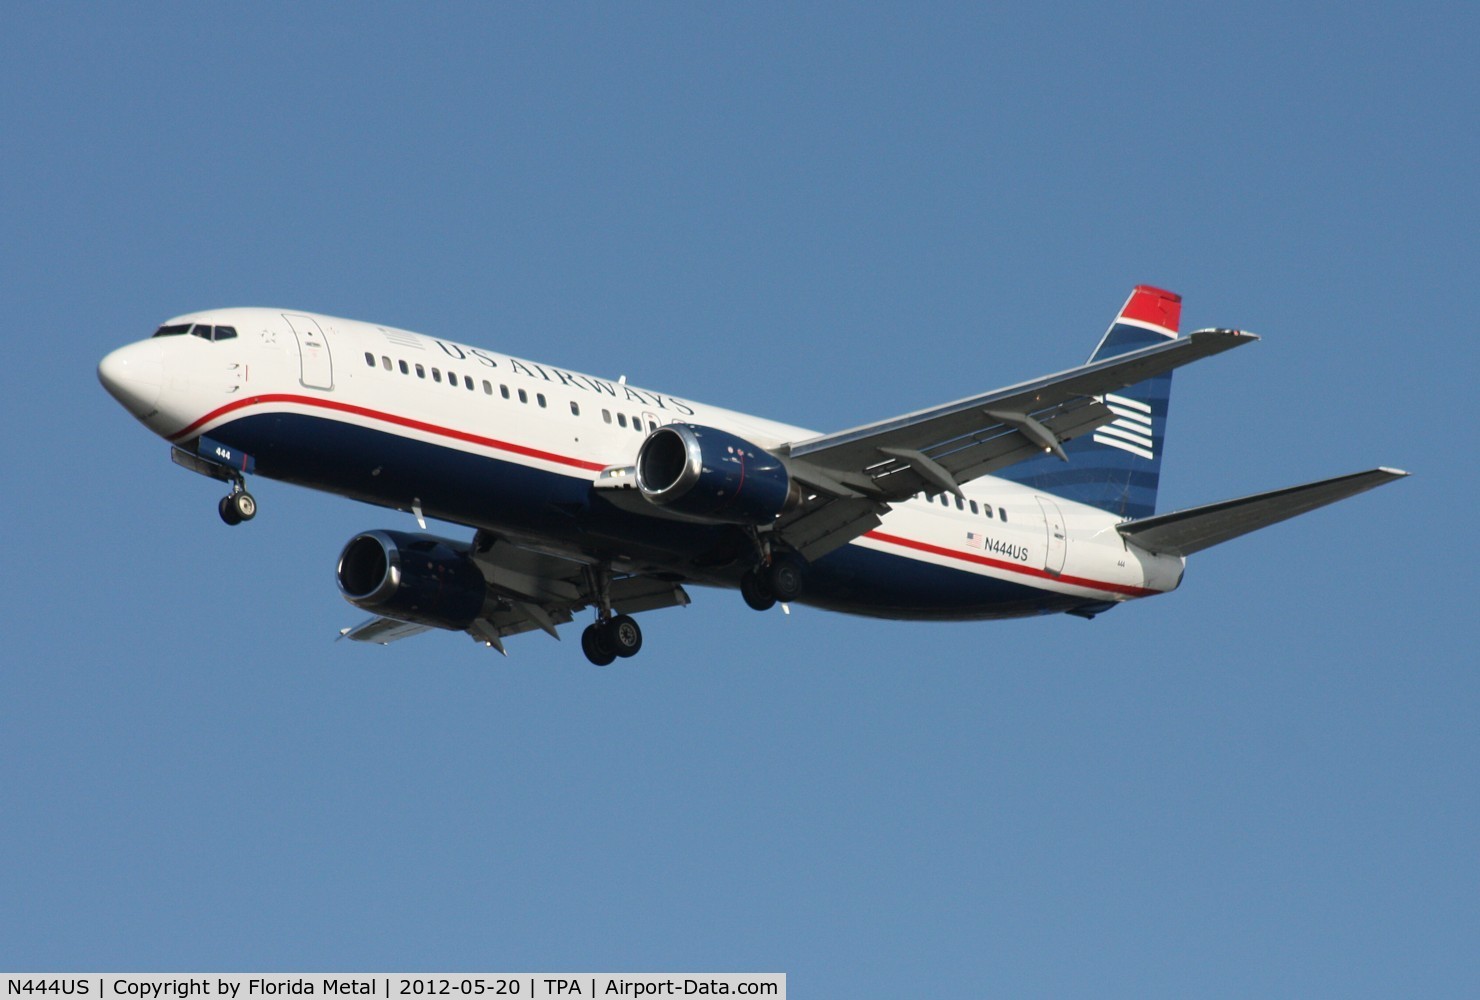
965, 531, 983, 548
1093, 393, 1155, 460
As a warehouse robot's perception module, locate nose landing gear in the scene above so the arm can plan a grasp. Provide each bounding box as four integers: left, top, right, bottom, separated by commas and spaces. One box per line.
171, 440, 259, 527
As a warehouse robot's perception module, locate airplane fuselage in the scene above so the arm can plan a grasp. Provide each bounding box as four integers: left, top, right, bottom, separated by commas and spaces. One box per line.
100, 308, 1184, 625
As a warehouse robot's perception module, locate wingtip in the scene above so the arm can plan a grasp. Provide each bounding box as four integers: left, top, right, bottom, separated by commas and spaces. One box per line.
1185, 328, 1260, 352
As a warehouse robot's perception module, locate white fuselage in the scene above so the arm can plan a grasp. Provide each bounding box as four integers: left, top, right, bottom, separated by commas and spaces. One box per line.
100, 308, 1185, 620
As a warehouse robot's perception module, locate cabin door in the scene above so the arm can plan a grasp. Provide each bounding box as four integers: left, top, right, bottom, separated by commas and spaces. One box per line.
1036, 495, 1068, 576
284, 313, 334, 390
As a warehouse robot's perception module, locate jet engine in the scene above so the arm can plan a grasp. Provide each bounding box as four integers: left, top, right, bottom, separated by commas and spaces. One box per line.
634, 423, 799, 524
336, 529, 487, 631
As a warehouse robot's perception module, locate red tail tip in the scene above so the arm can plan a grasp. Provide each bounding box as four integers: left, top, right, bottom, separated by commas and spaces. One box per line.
1120, 285, 1182, 334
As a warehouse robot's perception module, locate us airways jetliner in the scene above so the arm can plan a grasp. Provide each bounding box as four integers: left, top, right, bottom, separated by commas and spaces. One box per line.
98, 286, 1406, 664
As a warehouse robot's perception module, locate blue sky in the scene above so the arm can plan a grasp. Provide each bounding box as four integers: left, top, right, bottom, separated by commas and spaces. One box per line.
2, 2, 1475, 994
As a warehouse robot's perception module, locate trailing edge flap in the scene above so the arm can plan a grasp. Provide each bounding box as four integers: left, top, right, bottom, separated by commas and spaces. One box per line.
1117, 468, 1408, 557
340, 616, 432, 645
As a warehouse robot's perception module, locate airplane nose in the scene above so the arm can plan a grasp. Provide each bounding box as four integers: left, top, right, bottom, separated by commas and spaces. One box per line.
98, 341, 164, 418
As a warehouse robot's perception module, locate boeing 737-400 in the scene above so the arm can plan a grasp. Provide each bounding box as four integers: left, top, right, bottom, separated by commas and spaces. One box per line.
98, 286, 1406, 664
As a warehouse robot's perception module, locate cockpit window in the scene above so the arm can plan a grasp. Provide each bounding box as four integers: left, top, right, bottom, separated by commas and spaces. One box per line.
174, 323, 238, 342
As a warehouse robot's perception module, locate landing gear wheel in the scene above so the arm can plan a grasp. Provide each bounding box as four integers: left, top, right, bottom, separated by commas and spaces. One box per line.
230, 491, 257, 522
741, 570, 776, 611
581, 623, 617, 666
604, 614, 643, 658
767, 552, 806, 603
218, 489, 256, 526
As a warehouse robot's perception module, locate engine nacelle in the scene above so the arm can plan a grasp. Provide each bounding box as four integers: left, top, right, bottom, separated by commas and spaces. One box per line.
635, 423, 798, 524
336, 529, 487, 631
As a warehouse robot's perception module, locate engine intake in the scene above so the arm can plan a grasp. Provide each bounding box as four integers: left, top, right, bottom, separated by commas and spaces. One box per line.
336, 529, 487, 631
635, 423, 798, 524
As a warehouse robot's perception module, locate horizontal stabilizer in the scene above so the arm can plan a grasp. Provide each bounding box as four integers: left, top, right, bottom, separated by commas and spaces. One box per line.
1117, 468, 1408, 556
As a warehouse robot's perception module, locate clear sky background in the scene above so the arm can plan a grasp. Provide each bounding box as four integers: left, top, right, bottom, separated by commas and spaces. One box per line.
2, 3, 1475, 995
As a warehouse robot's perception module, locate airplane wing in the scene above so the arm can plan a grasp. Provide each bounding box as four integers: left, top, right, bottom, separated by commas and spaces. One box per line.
768, 329, 1257, 559
1115, 467, 1409, 557
340, 533, 690, 652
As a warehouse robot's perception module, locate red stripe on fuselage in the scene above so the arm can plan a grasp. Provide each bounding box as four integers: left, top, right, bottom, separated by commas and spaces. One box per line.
166, 393, 608, 471
862, 529, 1160, 598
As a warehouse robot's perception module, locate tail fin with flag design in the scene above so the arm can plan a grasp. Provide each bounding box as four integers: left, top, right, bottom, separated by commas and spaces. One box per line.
997, 285, 1181, 519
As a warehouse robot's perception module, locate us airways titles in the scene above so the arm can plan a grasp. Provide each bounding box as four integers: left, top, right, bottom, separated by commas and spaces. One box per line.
431, 340, 696, 416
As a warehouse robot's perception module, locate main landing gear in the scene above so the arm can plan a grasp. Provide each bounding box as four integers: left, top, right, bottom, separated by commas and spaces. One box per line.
580, 562, 643, 666
740, 549, 807, 612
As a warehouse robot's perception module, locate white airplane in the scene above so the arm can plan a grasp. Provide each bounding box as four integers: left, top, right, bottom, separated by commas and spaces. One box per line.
98, 286, 1406, 664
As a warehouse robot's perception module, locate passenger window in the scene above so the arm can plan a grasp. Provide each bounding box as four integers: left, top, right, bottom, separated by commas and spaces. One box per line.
970, 500, 979, 515
464, 375, 474, 390
365, 352, 375, 367
999, 508, 1008, 522
570, 401, 580, 416
617, 413, 628, 428
603, 409, 612, 424
537, 393, 546, 407
483, 380, 492, 395
432, 369, 442, 383
984, 505, 993, 519
399, 360, 409, 375
955, 496, 964, 510
518, 388, 528, 403
213, 326, 237, 341
633, 418, 643, 433
382, 356, 392, 370
500, 384, 510, 399
415, 364, 425, 379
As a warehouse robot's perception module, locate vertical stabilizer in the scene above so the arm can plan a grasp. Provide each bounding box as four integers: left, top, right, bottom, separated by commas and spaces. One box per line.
997, 286, 1180, 519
